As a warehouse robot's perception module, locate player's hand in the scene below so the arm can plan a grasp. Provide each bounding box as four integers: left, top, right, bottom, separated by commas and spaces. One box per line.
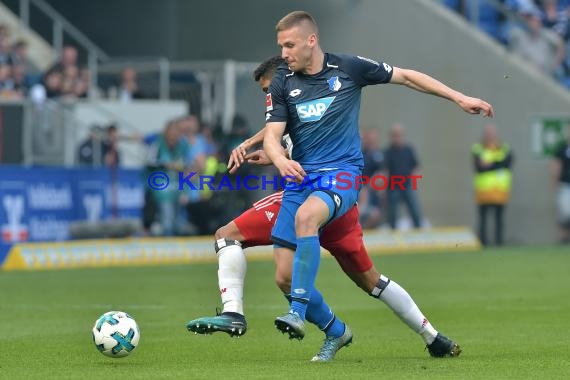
275, 156, 306, 183
245, 150, 272, 166
457, 95, 494, 117
227, 143, 248, 173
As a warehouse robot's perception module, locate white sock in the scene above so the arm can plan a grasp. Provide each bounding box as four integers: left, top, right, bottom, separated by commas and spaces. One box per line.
216, 239, 246, 315
375, 275, 438, 345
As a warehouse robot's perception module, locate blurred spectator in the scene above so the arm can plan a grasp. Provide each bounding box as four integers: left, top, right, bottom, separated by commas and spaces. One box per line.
43, 68, 63, 98
179, 115, 207, 174
200, 124, 219, 156
360, 128, 384, 229
225, 114, 252, 155
0, 25, 12, 66
42, 45, 89, 99
50, 45, 78, 73
76, 68, 90, 98
541, 0, 570, 39
472, 124, 513, 246
0, 63, 22, 99
509, 7, 566, 76
444, 0, 508, 43
551, 124, 570, 244
103, 124, 120, 167
10, 40, 27, 65
383, 123, 423, 230
177, 115, 218, 234
144, 120, 190, 236
77, 125, 105, 166
362, 128, 385, 177
77, 123, 121, 167
358, 185, 382, 229
61, 65, 79, 96
117, 67, 144, 102
11, 63, 28, 96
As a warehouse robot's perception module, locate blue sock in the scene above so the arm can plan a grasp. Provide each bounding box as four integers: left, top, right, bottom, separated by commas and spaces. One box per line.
289, 236, 320, 320
286, 293, 317, 327
305, 288, 345, 338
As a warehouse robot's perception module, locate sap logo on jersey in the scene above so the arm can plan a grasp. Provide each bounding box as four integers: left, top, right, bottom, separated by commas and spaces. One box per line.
295, 96, 335, 122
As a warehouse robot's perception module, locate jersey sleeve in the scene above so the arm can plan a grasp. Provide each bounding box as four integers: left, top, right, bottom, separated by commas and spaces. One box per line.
339, 54, 394, 86
265, 70, 288, 123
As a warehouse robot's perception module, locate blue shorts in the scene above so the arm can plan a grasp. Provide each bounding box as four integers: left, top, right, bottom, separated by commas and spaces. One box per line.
271, 169, 361, 249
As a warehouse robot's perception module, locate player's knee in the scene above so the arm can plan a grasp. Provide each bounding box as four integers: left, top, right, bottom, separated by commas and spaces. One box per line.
295, 207, 322, 235
214, 225, 228, 240
214, 223, 240, 241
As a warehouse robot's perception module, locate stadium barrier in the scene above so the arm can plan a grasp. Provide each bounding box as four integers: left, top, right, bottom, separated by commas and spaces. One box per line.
1, 227, 480, 271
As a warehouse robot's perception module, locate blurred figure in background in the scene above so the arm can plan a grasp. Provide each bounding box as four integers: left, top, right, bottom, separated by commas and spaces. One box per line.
509, 6, 565, 77
472, 124, 513, 246
42, 45, 89, 99
144, 120, 190, 236
77, 125, 104, 166
103, 124, 121, 167
178, 115, 207, 233
118, 67, 144, 102
358, 186, 382, 229
0, 62, 22, 99
360, 128, 384, 229
551, 124, 570, 244
77, 124, 121, 167
383, 123, 423, 230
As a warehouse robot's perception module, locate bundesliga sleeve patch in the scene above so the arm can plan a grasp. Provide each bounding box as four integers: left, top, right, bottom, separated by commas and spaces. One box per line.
266, 93, 273, 112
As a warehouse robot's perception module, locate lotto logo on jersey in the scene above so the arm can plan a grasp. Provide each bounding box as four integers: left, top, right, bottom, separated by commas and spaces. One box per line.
295, 96, 335, 122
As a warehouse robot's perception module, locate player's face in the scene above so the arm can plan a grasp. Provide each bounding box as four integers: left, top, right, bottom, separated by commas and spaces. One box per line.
277, 26, 315, 73
257, 76, 272, 93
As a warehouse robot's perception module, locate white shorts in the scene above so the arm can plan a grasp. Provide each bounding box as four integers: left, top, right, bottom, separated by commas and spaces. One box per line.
557, 183, 570, 225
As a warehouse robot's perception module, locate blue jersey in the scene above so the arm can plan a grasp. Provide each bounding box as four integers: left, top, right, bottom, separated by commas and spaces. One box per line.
266, 53, 393, 173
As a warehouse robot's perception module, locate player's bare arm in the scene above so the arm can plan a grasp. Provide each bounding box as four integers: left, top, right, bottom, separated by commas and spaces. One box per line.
227, 127, 267, 173
263, 121, 306, 182
245, 146, 289, 166
390, 67, 494, 117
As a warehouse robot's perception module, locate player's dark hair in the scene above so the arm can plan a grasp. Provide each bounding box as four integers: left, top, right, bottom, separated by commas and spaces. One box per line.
253, 55, 285, 82
276, 11, 318, 34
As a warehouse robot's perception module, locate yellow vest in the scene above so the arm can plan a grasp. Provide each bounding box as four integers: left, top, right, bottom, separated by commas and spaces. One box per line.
201, 156, 227, 199
472, 143, 512, 204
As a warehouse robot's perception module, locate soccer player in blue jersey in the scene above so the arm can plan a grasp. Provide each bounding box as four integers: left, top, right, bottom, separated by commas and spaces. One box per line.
186, 56, 461, 362
264, 11, 494, 347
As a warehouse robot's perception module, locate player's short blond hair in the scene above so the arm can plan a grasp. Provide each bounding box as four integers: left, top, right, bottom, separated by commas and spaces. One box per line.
275, 11, 318, 35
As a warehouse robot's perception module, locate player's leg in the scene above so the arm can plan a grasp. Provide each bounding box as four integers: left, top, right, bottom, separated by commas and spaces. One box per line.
286, 195, 330, 321
274, 245, 352, 362
321, 206, 461, 357
272, 189, 350, 347
274, 247, 350, 349
214, 223, 247, 316
186, 201, 278, 337
285, 172, 360, 325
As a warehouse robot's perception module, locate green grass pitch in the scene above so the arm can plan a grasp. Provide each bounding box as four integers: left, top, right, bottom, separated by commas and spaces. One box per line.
1, 246, 569, 379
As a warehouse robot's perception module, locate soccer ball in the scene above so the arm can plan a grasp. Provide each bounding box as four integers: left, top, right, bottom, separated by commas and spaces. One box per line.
92, 311, 140, 358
